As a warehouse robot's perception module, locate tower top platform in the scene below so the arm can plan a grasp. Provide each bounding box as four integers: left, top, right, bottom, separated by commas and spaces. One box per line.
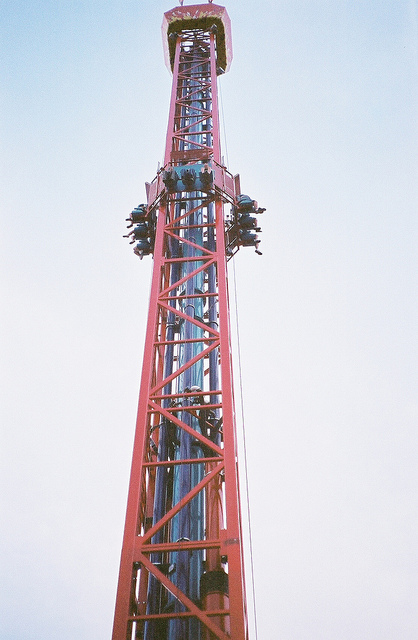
162, 3, 232, 74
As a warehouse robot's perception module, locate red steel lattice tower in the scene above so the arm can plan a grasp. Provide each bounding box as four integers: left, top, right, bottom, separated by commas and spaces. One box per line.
113, 3, 264, 639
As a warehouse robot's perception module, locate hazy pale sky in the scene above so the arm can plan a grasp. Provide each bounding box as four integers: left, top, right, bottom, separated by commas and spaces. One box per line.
1, 1, 417, 639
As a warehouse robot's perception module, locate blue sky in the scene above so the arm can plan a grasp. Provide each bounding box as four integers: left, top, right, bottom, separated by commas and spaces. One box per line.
1, 1, 417, 639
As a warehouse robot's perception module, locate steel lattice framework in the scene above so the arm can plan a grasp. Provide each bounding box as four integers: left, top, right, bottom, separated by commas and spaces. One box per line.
112, 4, 264, 639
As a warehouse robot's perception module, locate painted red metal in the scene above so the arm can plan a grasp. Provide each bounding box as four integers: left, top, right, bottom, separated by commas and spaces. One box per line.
113, 5, 254, 639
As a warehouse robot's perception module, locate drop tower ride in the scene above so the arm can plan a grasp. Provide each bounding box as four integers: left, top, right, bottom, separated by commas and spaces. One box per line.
112, 3, 264, 639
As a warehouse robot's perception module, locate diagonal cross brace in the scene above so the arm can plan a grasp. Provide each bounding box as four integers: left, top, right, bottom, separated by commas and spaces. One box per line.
164, 228, 214, 256
158, 299, 219, 337
137, 553, 231, 640
159, 257, 216, 298
148, 399, 223, 456
150, 339, 219, 395
140, 461, 224, 544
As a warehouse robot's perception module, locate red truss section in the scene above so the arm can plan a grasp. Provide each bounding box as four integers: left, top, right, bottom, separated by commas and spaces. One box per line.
113, 22, 249, 640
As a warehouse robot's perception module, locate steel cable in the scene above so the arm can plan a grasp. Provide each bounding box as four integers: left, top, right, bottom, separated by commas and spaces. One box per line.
220, 75, 259, 640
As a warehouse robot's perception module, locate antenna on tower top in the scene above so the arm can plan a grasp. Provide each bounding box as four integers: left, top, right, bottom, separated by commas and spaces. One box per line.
179, 0, 214, 4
